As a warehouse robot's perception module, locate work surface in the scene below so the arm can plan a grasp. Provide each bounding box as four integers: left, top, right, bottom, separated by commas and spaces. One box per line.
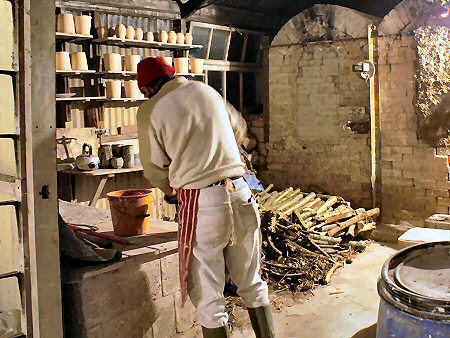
59, 201, 179, 283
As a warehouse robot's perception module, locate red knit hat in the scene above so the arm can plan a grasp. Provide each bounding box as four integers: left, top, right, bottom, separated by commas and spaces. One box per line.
137, 56, 176, 89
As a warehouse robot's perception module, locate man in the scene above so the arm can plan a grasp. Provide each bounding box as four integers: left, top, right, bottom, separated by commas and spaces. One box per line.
136, 56, 275, 338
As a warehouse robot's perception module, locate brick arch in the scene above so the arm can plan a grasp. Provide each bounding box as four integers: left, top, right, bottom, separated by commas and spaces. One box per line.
272, 4, 378, 46
379, 0, 443, 36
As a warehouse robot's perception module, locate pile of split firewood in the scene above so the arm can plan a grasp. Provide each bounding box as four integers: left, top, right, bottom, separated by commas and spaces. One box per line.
255, 185, 380, 292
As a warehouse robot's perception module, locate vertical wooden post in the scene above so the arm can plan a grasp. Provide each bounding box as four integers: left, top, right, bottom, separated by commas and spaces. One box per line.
368, 24, 382, 209
261, 36, 270, 143
19, 0, 64, 336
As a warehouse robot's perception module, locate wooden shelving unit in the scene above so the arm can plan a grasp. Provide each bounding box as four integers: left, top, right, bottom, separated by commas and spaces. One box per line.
93, 36, 203, 50
56, 96, 106, 102
56, 32, 93, 43
56, 69, 96, 76
62, 165, 143, 176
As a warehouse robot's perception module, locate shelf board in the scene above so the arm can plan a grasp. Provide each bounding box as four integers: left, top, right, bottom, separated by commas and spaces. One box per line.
93, 37, 203, 50
61, 165, 143, 176
107, 97, 146, 102
178, 73, 205, 77
56, 70, 96, 76
56, 32, 93, 42
103, 133, 138, 143
56, 96, 106, 102
97, 71, 137, 78
0, 270, 22, 280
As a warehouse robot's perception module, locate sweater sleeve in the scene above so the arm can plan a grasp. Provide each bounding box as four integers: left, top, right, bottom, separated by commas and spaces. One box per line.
137, 105, 171, 189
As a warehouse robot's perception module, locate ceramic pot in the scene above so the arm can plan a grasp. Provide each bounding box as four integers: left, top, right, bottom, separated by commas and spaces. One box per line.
126, 26, 135, 40
111, 157, 124, 169
56, 52, 71, 71
105, 80, 122, 99
124, 55, 141, 73
174, 57, 189, 74
185, 32, 193, 45
190, 58, 204, 74
135, 28, 144, 40
168, 31, 177, 44
116, 24, 126, 39
145, 32, 154, 42
97, 26, 106, 38
124, 80, 139, 98
176, 33, 185, 44
71, 52, 89, 71
57, 13, 75, 34
162, 56, 173, 66
75, 15, 91, 35
108, 27, 116, 38
159, 30, 168, 43
104, 53, 122, 72
98, 145, 112, 168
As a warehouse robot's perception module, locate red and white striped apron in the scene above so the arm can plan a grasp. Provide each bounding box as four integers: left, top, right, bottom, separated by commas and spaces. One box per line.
177, 188, 201, 304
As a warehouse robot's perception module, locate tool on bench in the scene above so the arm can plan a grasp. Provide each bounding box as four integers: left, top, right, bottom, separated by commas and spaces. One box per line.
68, 223, 130, 245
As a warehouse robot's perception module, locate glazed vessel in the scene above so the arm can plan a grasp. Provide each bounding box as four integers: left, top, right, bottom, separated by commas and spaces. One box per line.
174, 57, 189, 74
71, 52, 89, 71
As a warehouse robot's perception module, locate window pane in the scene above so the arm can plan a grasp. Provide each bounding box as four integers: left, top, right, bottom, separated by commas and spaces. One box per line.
226, 72, 240, 110
208, 71, 223, 96
244, 34, 260, 63
190, 26, 209, 59
228, 31, 244, 62
210, 29, 229, 60
243, 72, 258, 112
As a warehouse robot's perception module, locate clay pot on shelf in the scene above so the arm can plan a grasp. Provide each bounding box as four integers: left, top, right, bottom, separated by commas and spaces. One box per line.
71, 52, 89, 71
176, 33, 185, 44
159, 30, 168, 43
104, 53, 122, 72
56, 52, 72, 71
97, 26, 106, 38
162, 56, 173, 66
174, 57, 189, 74
168, 31, 177, 44
190, 58, 205, 74
105, 80, 122, 99
135, 28, 144, 40
75, 15, 91, 35
111, 157, 124, 169
145, 32, 154, 42
116, 24, 126, 39
124, 55, 141, 73
108, 27, 116, 38
57, 13, 75, 34
124, 80, 140, 98
126, 26, 135, 40
185, 32, 193, 45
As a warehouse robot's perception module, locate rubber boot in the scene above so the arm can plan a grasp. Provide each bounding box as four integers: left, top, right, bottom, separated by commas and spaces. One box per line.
201, 325, 230, 338
247, 305, 276, 338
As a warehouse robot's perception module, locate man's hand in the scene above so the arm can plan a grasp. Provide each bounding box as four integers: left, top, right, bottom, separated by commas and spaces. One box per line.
162, 185, 178, 205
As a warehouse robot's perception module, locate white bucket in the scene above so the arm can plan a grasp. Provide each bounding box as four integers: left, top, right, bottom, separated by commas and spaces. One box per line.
75, 15, 91, 35
174, 58, 189, 74
105, 80, 122, 99
104, 53, 122, 72
124, 80, 139, 98
56, 52, 71, 71
124, 55, 141, 73
57, 13, 75, 34
71, 52, 88, 71
190, 58, 204, 74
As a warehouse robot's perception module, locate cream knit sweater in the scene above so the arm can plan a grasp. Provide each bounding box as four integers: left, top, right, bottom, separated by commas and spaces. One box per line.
137, 77, 246, 189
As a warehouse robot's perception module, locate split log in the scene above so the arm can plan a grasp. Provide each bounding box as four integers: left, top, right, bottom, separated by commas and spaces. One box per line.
278, 192, 305, 211
309, 233, 342, 244
268, 188, 293, 208
320, 211, 354, 225
316, 196, 338, 215
283, 192, 316, 215
328, 208, 380, 237
311, 200, 325, 211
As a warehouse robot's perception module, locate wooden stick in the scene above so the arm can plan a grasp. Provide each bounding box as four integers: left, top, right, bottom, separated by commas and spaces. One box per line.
325, 262, 343, 284
321, 211, 354, 225
316, 196, 338, 215
328, 208, 380, 237
309, 233, 342, 244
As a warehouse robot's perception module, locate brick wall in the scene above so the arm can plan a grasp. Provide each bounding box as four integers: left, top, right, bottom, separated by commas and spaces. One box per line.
265, 5, 375, 208
378, 36, 449, 225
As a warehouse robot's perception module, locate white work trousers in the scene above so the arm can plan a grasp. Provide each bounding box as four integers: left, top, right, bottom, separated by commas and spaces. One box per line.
188, 178, 270, 328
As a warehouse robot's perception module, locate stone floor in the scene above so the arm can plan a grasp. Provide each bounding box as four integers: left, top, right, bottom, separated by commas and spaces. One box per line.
231, 242, 397, 338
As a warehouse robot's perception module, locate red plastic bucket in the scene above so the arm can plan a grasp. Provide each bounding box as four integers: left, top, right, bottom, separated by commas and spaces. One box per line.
107, 189, 152, 236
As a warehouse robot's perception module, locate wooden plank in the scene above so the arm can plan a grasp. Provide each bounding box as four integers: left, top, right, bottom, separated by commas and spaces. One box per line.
92, 37, 202, 50
206, 28, 214, 60
89, 176, 110, 207
61, 165, 143, 177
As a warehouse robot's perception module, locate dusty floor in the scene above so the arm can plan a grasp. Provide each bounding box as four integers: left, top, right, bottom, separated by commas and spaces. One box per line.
231, 242, 397, 338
